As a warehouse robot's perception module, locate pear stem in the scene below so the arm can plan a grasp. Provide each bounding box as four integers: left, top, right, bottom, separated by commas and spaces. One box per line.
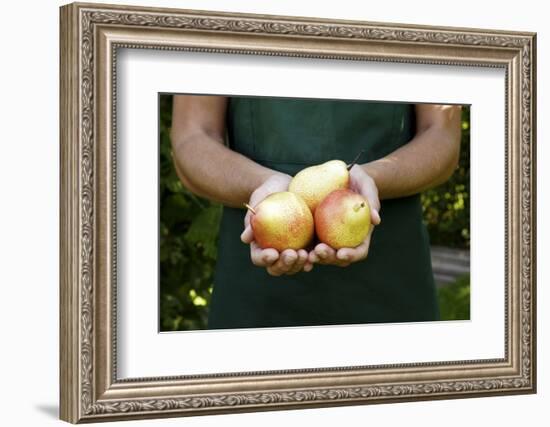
353, 202, 366, 212
244, 203, 256, 214
347, 149, 365, 171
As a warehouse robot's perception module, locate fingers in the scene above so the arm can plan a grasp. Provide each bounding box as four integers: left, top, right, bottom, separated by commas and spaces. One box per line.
309, 233, 373, 267
349, 165, 381, 225
266, 249, 297, 276
303, 261, 314, 272
312, 243, 335, 263
265, 249, 313, 276
240, 224, 254, 244
336, 235, 371, 263
309, 243, 349, 267
287, 249, 310, 275
248, 242, 312, 276
250, 242, 279, 267
371, 208, 381, 226
357, 173, 380, 211
364, 188, 381, 226
241, 207, 254, 243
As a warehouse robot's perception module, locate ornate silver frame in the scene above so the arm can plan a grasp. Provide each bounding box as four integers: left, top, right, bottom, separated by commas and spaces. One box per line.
60, 2, 536, 423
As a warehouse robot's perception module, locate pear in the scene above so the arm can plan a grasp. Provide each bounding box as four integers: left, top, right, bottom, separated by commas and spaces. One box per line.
246, 192, 314, 251
289, 160, 349, 213
314, 189, 371, 249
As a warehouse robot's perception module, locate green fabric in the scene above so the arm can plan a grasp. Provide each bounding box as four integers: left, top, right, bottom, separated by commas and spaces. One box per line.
207, 97, 439, 329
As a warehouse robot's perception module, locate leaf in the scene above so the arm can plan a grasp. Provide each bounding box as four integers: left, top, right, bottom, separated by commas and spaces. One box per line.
184, 204, 223, 259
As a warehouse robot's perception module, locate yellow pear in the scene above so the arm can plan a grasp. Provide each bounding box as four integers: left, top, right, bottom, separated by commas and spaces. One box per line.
314, 189, 371, 249
246, 192, 314, 252
289, 160, 349, 213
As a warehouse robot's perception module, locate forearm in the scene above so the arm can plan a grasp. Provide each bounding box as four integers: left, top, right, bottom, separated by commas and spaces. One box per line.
363, 108, 461, 200
171, 131, 283, 208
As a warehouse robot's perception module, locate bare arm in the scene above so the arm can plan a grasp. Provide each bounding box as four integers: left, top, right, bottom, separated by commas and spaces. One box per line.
310, 104, 461, 266
171, 95, 311, 274
362, 104, 462, 199
170, 95, 284, 208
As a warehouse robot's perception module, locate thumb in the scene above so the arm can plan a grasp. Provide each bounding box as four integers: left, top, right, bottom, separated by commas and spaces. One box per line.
241, 224, 254, 244
371, 207, 381, 225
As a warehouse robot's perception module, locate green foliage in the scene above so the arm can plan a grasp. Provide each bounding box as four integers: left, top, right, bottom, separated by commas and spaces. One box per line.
159, 97, 471, 330
159, 95, 222, 331
421, 107, 470, 248
437, 274, 471, 320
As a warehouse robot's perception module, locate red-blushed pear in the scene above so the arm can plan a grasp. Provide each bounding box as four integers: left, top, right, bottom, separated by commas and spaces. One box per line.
288, 151, 364, 213
314, 189, 371, 249
288, 160, 349, 213
245, 192, 314, 252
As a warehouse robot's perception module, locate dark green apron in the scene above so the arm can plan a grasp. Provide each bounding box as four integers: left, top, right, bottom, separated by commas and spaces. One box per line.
207, 97, 439, 329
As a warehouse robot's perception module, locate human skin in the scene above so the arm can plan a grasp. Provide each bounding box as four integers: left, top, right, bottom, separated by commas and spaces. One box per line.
170, 96, 461, 274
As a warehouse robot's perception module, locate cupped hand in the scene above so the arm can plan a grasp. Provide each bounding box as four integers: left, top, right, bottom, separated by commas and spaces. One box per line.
241, 173, 314, 276
308, 165, 381, 267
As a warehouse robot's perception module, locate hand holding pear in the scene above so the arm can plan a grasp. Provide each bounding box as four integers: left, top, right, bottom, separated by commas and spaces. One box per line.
246, 191, 314, 252
242, 157, 380, 273
314, 189, 371, 249
241, 174, 314, 276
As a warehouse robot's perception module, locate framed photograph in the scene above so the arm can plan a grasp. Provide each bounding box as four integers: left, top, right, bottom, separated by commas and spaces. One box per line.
60, 2, 536, 423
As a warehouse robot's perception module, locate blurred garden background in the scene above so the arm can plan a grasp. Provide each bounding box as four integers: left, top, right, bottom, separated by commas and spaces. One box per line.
159, 95, 470, 331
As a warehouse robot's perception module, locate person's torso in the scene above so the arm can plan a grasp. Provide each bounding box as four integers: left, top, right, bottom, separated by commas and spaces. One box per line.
208, 96, 439, 329
226, 97, 415, 175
